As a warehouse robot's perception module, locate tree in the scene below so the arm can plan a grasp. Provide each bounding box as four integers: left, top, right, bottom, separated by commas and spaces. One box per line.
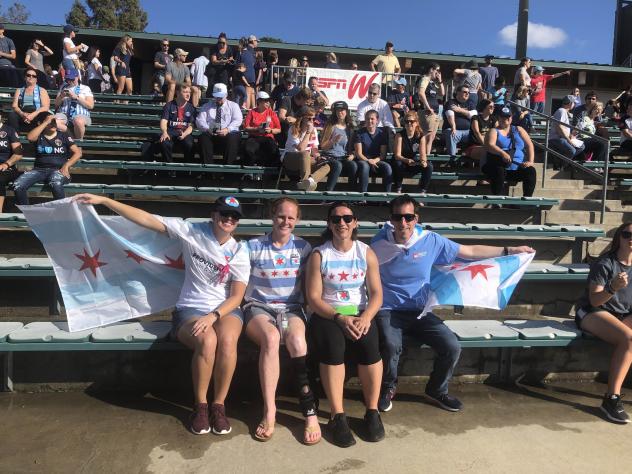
64, 0, 148, 31
66, 0, 90, 28
0, 2, 30, 23
259, 36, 283, 44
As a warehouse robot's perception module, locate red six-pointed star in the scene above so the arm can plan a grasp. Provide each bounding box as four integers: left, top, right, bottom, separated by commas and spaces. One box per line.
125, 250, 146, 264
75, 248, 107, 277
458, 264, 495, 281
165, 253, 185, 270
271, 270, 278, 277
338, 271, 349, 281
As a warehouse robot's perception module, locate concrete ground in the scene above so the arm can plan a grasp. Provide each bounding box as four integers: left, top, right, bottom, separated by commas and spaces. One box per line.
1, 380, 630, 474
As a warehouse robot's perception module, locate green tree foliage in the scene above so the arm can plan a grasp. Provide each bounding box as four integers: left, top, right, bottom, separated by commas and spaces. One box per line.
0, 2, 30, 23
259, 36, 283, 43
65, 0, 90, 28
65, 0, 148, 31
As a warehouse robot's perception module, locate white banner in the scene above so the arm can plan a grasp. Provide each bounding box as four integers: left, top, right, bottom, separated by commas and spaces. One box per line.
305, 67, 382, 110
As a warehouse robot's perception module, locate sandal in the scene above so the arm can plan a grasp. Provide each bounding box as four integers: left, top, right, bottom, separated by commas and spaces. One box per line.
303, 419, 321, 445
254, 420, 275, 442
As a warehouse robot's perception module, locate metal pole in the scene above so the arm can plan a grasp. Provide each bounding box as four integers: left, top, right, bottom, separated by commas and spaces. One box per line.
516, 0, 530, 60
601, 141, 611, 224
542, 117, 549, 188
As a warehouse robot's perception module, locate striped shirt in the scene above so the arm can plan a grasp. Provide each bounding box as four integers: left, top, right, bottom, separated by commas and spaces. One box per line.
58, 84, 93, 119
246, 234, 311, 309
316, 240, 368, 314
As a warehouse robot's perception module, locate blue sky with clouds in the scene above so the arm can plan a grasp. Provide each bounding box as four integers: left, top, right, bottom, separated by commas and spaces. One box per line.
23, 0, 616, 64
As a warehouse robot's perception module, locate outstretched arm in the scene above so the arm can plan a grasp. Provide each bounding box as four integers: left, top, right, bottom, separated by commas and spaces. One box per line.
73, 194, 167, 233
458, 244, 534, 260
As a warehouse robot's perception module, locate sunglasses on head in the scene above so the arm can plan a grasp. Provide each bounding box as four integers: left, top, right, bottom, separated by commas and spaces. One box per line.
391, 213, 416, 222
330, 215, 355, 224
621, 230, 632, 239
219, 211, 240, 221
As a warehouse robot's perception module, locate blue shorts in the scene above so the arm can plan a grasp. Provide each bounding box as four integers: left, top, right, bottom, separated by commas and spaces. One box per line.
171, 306, 244, 339
243, 302, 306, 327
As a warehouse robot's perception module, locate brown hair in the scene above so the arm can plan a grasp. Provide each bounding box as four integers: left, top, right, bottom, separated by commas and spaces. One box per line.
290, 106, 316, 138
600, 222, 632, 257
402, 111, 423, 138
270, 197, 301, 219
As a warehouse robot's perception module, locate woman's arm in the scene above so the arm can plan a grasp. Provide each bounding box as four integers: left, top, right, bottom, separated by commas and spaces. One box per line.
393, 134, 406, 161
517, 126, 534, 165
24, 51, 34, 69
305, 251, 335, 318
353, 249, 383, 335
471, 118, 483, 144
484, 128, 510, 162
36, 89, 50, 115
11, 88, 21, 114
73, 194, 167, 233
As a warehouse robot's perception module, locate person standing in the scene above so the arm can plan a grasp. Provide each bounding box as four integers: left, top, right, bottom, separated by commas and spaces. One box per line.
112, 35, 134, 97
530, 66, 571, 114
371, 41, 400, 97
25, 39, 53, 87
416, 63, 444, 157
479, 55, 499, 93
153, 38, 172, 91
0, 23, 16, 68
61, 24, 85, 72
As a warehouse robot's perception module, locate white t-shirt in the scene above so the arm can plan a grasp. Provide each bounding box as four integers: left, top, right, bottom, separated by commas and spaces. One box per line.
549, 107, 569, 140
356, 98, 395, 130
87, 57, 102, 80
281, 129, 319, 161
63, 37, 78, 61
157, 217, 250, 313
191, 56, 210, 88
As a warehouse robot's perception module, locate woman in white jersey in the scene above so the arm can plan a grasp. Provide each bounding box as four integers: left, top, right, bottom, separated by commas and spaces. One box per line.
74, 194, 250, 437
305, 202, 384, 448
244, 197, 321, 444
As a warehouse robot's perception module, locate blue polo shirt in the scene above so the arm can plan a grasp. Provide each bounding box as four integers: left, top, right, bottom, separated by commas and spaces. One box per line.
240, 47, 256, 84
354, 127, 387, 158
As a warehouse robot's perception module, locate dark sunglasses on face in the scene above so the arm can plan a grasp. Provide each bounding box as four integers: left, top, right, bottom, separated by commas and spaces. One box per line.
219, 211, 240, 221
162, 44, 169, 47
367, 92, 378, 96
25, 73, 37, 78
404, 120, 416, 124
330, 215, 355, 224
391, 213, 416, 222
621, 230, 632, 239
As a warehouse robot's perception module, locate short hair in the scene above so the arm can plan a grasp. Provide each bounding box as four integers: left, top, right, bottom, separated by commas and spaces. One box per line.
520, 57, 531, 65
269, 197, 301, 219
585, 91, 597, 99
477, 99, 493, 112
368, 83, 380, 93
308, 76, 318, 85
176, 84, 190, 94
389, 194, 421, 214
456, 84, 469, 93
365, 109, 379, 120
425, 62, 440, 74
295, 87, 312, 101
321, 202, 358, 242
495, 76, 506, 86
314, 96, 327, 108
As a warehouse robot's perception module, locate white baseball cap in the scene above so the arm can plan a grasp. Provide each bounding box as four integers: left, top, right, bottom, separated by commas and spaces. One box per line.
213, 83, 228, 98
256, 91, 270, 100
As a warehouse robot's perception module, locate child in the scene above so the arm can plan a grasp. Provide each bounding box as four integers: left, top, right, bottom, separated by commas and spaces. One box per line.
489, 76, 507, 114
232, 62, 248, 108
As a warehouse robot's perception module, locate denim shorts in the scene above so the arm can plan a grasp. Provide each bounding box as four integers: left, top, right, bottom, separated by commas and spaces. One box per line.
243, 301, 306, 327
171, 306, 244, 339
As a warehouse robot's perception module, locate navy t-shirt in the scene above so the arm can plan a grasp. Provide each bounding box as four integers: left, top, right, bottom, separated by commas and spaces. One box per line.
354, 127, 387, 158
0, 124, 19, 163
34, 131, 75, 169
240, 47, 256, 84
161, 100, 196, 134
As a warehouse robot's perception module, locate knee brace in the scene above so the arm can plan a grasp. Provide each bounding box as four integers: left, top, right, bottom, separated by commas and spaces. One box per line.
291, 356, 318, 417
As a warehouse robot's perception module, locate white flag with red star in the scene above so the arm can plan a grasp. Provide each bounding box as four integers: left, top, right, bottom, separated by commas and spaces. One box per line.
20, 198, 186, 331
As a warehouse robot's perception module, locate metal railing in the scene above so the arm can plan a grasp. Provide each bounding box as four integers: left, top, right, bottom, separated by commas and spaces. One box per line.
508, 100, 611, 224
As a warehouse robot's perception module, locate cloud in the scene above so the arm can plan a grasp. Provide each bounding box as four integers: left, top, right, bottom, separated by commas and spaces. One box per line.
498, 21, 568, 49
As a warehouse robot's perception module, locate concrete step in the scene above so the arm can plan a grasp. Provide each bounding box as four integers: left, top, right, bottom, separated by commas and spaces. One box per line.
545, 209, 631, 226
554, 199, 626, 212
530, 189, 603, 200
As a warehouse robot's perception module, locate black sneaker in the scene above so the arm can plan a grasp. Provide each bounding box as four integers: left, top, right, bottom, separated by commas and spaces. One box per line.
328, 413, 356, 448
378, 385, 396, 412
364, 409, 385, 442
601, 394, 631, 424
424, 391, 463, 412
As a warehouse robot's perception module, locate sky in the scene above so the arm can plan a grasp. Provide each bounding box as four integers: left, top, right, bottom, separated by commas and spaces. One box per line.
22, 0, 617, 64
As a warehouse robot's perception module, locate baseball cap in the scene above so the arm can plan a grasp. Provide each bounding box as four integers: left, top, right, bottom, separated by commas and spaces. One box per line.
64, 69, 79, 80
498, 107, 512, 118
256, 91, 270, 100
394, 77, 407, 86
562, 95, 575, 105
466, 60, 479, 69
248, 35, 258, 42
213, 83, 228, 98
385, 41, 394, 48
213, 196, 243, 217
63, 24, 77, 34
174, 48, 188, 56
534, 66, 544, 73
331, 101, 349, 111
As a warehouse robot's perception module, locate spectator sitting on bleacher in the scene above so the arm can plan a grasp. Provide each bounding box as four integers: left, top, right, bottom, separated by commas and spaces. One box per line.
282, 106, 331, 191
574, 222, 632, 424
392, 111, 432, 194
371, 41, 400, 97
307, 76, 329, 106
453, 60, 482, 109
572, 91, 597, 127
356, 83, 395, 131
320, 101, 357, 191
165, 48, 193, 104
313, 96, 327, 130
482, 107, 536, 200
617, 101, 632, 155
13, 112, 82, 205
153, 38, 172, 93
577, 101, 608, 163
154, 84, 196, 171
464, 99, 496, 168
387, 77, 411, 128
54, 68, 94, 140
513, 57, 531, 88
479, 55, 499, 94
271, 71, 298, 111
0, 111, 23, 212
529, 66, 571, 114
416, 63, 444, 157
8, 67, 51, 133
354, 109, 393, 193
442, 85, 476, 160
242, 91, 281, 167
549, 95, 585, 168
196, 83, 243, 165
510, 85, 532, 132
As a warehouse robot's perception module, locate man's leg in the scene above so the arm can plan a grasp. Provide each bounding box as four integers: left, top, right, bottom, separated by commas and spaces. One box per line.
242, 137, 259, 166
197, 133, 214, 164
443, 128, 457, 156
12, 169, 47, 205
157, 136, 174, 163
47, 170, 70, 200
375, 310, 405, 411
223, 131, 241, 165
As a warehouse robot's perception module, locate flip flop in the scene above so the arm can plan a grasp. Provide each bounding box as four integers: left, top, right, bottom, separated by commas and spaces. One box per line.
254, 420, 275, 442
303, 424, 321, 445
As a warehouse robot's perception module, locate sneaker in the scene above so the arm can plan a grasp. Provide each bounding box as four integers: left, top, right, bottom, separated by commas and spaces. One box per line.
189, 403, 210, 435
378, 385, 396, 412
328, 413, 356, 448
210, 403, 232, 435
601, 394, 631, 423
364, 409, 385, 442
297, 177, 317, 191
424, 391, 463, 412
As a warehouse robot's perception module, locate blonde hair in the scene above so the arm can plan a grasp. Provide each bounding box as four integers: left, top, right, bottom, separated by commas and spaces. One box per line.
288, 57, 299, 68
327, 52, 337, 63
117, 34, 134, 55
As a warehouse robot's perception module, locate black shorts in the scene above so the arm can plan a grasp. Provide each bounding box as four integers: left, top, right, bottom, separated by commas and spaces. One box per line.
575, 306, 632, 330
308, 313, 381, 366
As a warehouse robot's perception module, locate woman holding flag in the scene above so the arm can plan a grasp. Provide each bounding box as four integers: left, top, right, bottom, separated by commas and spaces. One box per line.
74, 194, 250, 436
305, 202, 385, 448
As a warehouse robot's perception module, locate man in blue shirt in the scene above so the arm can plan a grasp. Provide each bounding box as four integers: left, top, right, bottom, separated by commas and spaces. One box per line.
370, 195, 533, 412
353, 110, 392, 192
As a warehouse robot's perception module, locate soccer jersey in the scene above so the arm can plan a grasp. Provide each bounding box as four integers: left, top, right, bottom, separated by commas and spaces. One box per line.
156, 217, 250, 312
245, 234, 311, 309
34, 131, 75, 169
371, 223, 460, 311
0, 125, 19, 163
316, 240, 368, 314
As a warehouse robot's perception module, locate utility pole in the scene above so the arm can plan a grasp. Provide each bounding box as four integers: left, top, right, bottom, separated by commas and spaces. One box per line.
516, 0, 529, 59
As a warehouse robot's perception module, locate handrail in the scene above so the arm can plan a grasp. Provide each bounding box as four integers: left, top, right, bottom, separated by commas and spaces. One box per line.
507, 100, 610, 224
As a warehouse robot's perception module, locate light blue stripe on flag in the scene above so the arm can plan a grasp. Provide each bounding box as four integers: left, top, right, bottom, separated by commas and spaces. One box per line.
497, 255, 521, 309
429, 266, 463, 307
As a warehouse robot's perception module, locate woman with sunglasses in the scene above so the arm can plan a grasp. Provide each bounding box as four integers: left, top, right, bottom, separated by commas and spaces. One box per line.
244, 197, 321, 444
306, 202, 384, 448
73, 194, 250, 436
575, 222, 632, 424
8, 67, 50, 132
320, 101, 358, 191
392, 110, 432, 194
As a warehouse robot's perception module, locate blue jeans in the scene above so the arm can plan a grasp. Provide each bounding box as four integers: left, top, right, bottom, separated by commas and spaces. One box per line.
442, 129, 470, 157
62, 58, 77, 72
376, 310, 461, 395
549, 138, 585, 159
13, 168, 70, 205
392, 159, 433, 192
325, 157, 358, 191
233, 85, 246, 107
354, 159, 393, 192
532, 101, 544, 114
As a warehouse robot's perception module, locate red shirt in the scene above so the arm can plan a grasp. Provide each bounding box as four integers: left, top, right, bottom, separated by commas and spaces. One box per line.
244, 108, 281, 139
530, 74, 554, 103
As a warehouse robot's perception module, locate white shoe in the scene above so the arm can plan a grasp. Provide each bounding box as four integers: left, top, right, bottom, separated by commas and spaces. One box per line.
297, 177, 317, 191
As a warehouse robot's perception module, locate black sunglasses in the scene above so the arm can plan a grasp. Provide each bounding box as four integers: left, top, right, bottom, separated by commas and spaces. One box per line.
367, 92, 379, 96
25, 73, 37, 78
219, 211, 240, 221
330, 215, 355, 224
391, 213, 416, 222
621, 230, 632, 239
404, 120, 416, 124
